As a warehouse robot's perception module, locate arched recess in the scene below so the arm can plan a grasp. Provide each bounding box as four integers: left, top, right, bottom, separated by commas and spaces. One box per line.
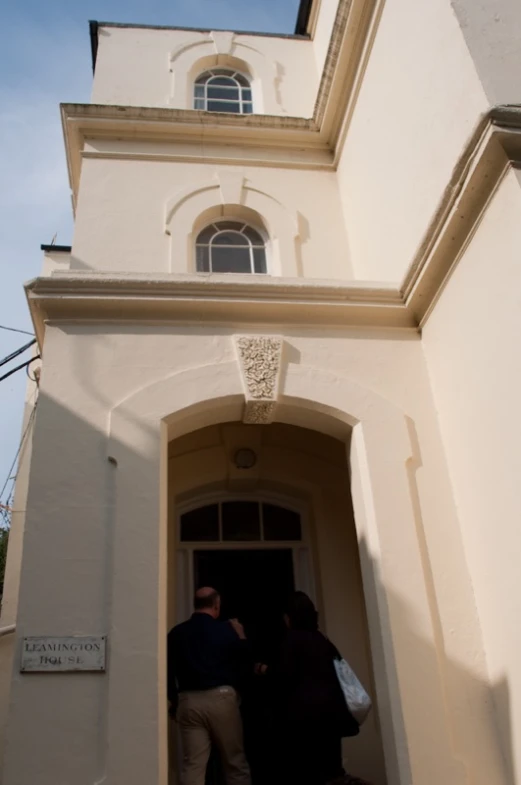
167, 34, 282, 114
105, 359, 465, 785
164, 175, 300, 276
167, 420, 387, 782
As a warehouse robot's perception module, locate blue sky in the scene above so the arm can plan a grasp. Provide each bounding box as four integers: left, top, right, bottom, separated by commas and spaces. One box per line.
0, 0, 300, 515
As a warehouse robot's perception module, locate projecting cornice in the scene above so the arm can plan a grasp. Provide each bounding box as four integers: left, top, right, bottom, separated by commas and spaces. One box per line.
33, 104, 521, 345
61, 0, 382, 202
25, 272, 409, 347
61, 104, 329, 204
403, 105, 521, 324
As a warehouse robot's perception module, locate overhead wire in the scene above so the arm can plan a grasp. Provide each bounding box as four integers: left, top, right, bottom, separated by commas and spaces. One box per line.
0, 403, 38, 511
0, 330, 40, 527
26, 361, 39, 382
0, 355, 41, 384
0, 325, 34, 337
0, 339, 36, 369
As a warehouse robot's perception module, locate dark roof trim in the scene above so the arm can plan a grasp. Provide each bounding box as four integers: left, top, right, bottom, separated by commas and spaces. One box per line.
89, 20, 99, 73
295, 0, 314, 35
40, 245, 72, 253
88, 19, 309, 70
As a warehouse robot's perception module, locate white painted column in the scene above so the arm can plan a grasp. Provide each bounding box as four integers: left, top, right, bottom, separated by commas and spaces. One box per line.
350, 414, 464, 785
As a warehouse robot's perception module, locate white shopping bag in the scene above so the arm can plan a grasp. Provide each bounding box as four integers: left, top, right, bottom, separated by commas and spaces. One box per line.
333, 657, 372, 726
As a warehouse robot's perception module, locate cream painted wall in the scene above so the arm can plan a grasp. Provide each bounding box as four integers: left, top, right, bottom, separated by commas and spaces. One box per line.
2, 321, 506, 785
422, 168, 521, 783
335, 0, 489, 283
91, 26, 318, 118
311, 0, 338, 75
71, 158, 352, 279
168, 422, 386, 784
0, 377, 38, 778
451, 0, 521, 105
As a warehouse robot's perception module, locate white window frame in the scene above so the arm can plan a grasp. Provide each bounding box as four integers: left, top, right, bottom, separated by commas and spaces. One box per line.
174, 492, 316, 623
193, 68, 253, 114
195, 220, 268, 275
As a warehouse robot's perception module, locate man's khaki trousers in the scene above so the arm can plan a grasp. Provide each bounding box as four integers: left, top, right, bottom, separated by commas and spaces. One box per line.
177, 686, 252, 785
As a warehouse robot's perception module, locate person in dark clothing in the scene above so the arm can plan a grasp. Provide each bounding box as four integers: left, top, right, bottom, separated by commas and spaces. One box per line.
262, 591, 361, 785
168, 587, 252, 785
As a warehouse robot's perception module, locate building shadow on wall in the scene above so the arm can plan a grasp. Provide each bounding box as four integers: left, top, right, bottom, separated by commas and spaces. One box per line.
354, 536, 515, 785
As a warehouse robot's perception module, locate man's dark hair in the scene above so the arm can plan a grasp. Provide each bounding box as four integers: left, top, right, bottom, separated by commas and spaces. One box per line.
194, 589, 220, 610
285, 590, 319, 631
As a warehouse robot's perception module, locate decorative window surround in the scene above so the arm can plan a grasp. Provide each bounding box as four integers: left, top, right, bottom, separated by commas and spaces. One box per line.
168, 32, 283, 115
164, 172, 300, 276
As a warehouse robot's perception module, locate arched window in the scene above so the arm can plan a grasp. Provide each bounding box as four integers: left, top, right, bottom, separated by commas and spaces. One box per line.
195, 221, 267, 274
180, 501, 302, 542
194, 69, 253, 114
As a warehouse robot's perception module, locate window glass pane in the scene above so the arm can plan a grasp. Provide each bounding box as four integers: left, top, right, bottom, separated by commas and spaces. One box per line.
194, 85, 205, 97
196, 225, 215, 244
195, 74, 208, 85
211, 247, 252, 273
242, 102, 253, 114
212, 68, 235, 77
194, 98, 205, 110
222, 502, 261, 541
212, 231, 249, 246
235, 73, 250, 86
253, 248, 267, 274
263, 504, 301, 541
214, 221, 244, 232
242, 89, 252, 101
207, 100, 241, 113
181, 505, 219, 541
243, 226, 264, 245
196, 245, 210, 272
208, 85, 240, 101
208, 76, 237, 87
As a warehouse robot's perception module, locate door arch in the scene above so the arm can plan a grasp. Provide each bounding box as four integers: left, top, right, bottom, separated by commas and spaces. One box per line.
107, 359, 463, 785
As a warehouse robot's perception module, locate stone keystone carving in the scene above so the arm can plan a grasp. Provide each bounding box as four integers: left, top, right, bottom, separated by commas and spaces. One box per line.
234, 335, 283, 424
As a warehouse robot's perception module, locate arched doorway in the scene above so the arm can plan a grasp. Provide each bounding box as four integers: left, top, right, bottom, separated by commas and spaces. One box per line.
167, 422, 386, 785
106, 357, 467, 785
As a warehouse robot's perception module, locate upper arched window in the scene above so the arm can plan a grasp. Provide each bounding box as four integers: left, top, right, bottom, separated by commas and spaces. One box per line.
194, 69, 253, 114
195, 221, 267, 274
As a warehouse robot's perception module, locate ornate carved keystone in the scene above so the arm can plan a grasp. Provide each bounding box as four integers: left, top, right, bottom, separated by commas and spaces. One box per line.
234, 335, 283, 424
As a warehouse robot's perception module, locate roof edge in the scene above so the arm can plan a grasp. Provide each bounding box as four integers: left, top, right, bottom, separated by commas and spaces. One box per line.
295, 0, 314, 35
41, 245, 72, 253
89, 20, 99, 73
88, 19, 310, 72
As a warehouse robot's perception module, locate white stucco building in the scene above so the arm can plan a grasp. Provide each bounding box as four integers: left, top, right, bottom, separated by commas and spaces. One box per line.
1, 0, 521, 783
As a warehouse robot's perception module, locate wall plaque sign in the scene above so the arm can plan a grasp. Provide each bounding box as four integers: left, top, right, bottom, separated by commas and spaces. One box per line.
20, 636, 106, 672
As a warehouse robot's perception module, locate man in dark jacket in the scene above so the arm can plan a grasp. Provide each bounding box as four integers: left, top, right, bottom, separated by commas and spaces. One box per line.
168, 587, 252, 785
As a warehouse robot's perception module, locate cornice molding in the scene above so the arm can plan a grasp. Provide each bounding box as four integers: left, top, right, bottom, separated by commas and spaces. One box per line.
55, 6, 521, 347
25, 272, 411, 347
34, 106, 521, 348
61, 0, 379, 200
312, 0, 382, 148
61, 104, 326, 205
402, 106, 521, 325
